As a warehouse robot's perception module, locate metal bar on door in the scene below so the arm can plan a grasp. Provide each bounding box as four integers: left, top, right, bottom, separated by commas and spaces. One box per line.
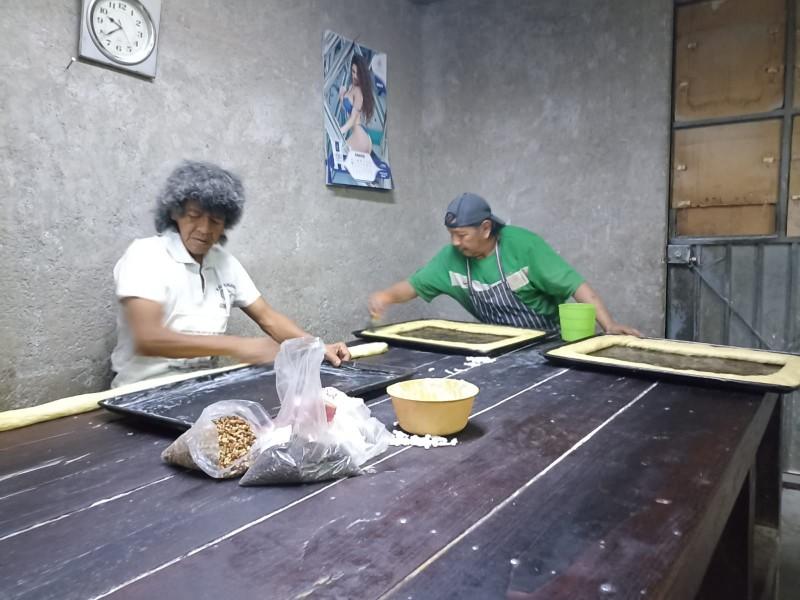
777, 0, 797, 238
790, 243, 798, 352
723, 244, 731, 346
672, 110, 786, 130
692, 245, 700, 342
755, 245, 766, 349
689, 263, 773, 350
669, 235, 778, 245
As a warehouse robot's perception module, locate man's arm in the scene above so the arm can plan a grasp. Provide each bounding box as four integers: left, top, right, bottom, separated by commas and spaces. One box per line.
572, 283, 642, 336
122, 297, 277, 363
241, 297, 350, 366
368, 280, 418, 320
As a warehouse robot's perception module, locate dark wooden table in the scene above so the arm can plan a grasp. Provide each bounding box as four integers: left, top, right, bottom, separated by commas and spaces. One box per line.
0, 345, 782, 600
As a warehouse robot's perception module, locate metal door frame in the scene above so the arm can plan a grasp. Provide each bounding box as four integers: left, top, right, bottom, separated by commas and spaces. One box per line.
668, 0, 800, 475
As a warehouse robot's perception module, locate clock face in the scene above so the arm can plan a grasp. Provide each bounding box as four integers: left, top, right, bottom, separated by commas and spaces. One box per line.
89, 0, 155, 65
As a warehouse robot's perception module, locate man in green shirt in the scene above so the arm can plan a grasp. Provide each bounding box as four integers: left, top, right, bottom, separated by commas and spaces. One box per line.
368, 193, 641, 334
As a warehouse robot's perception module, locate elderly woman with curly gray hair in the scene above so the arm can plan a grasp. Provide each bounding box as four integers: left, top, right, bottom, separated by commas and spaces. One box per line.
110, 160, 350, 387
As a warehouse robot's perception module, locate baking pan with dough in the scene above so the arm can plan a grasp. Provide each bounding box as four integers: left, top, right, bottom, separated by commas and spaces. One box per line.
355, 319, 549, 356
546, 335, 800, 392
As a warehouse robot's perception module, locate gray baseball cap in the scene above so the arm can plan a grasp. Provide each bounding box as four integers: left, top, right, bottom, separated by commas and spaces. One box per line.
444, 192, 505, 228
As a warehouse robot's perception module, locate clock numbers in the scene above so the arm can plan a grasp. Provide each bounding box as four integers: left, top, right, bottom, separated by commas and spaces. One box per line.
89, 0, 154, 64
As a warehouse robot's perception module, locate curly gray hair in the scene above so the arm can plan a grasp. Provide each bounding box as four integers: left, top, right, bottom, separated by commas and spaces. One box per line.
154, 161, 245, 241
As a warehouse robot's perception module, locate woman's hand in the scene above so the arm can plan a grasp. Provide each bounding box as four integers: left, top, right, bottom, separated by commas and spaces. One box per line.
324, 342, 351, 367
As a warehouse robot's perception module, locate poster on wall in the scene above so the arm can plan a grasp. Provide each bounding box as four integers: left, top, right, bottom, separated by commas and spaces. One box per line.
323, 30, 392, 190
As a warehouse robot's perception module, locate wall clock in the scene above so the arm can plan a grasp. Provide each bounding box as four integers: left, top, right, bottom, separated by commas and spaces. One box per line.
78, 0, 162, 78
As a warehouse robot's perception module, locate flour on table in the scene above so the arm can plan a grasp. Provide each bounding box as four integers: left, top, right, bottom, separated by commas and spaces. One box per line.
389, 430, 458, 448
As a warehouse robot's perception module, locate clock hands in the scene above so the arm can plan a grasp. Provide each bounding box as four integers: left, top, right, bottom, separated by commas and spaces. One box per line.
107, 16, 133, 45
101, 25, 122, 36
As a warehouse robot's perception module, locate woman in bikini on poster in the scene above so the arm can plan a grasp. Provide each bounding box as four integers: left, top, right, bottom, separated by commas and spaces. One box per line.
339, 54, 376, 154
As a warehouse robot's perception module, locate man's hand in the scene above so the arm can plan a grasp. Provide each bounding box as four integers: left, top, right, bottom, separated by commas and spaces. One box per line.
368, 291, 391, 320
572, 283, 643, 338
368, 282, 418, 320
232, 337, 280, 364
603, 322, 643, 337
324, 342, 351, 367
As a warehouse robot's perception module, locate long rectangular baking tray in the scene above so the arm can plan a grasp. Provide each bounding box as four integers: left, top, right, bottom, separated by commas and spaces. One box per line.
354, 319, 551, 356
545, 335, 800, 392
99, 361, 415, 430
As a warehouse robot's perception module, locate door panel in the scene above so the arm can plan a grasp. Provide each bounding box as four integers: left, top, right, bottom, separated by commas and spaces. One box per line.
788, 117, 800, 235
675, 0, 785, 121
675, 204, 776, 236
669, 0, 798, 473
672, 120, 781, 208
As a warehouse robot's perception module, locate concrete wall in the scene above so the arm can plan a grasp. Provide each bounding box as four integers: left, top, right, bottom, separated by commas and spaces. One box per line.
418, 0, 673, 335
1, 0, 672, 410
0, 0, 451, 410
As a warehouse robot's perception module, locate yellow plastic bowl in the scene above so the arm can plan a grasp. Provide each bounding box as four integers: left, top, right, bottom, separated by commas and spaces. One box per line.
386, 378, 479, 436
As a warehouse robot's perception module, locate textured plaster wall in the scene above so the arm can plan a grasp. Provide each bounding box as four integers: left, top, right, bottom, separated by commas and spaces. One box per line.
418, 0, 672, 336
1, 0, 672, 410
0, 0, 450, 409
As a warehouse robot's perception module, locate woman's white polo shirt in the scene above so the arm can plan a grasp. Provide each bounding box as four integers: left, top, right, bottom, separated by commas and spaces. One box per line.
110, 230, 260, 387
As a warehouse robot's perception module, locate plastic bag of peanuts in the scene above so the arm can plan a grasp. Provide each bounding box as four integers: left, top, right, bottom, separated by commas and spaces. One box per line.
161, 400, 274, 479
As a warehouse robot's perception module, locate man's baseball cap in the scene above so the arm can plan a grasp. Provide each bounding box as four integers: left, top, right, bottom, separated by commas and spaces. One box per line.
444, 192, 505, 228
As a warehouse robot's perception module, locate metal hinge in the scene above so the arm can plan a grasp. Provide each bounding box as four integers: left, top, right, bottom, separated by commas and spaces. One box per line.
666, 244, 696, 265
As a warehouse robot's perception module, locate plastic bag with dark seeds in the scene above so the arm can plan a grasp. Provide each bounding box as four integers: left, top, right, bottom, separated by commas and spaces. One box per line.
239, 434, 362, 486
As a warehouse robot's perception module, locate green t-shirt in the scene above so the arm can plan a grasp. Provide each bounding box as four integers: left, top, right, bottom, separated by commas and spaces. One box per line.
408, 225, 584, 319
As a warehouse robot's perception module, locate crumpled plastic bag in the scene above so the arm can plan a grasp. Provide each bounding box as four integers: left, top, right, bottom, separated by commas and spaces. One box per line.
161, 399, 273, 479
322, 386, 391, 466
240, 337, 390, 486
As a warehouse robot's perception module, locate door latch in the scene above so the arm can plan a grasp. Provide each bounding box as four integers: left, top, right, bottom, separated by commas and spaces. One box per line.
666, 245, 696, 265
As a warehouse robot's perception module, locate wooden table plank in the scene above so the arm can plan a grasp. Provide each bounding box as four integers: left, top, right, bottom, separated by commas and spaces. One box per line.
0, 344, 778, 600
0, 422, 173, 534
0, 347, 553, 600
388, 384, 772, 600
101, 368, 652, 599
0, 348, 443, 468
0, 348, 451, 529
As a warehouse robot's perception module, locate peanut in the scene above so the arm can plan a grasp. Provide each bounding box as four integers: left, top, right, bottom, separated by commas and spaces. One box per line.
213, 416, 256, 468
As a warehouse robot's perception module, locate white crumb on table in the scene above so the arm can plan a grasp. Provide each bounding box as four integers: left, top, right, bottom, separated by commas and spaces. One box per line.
464, 356, 496, 368
389, 430, 458, 448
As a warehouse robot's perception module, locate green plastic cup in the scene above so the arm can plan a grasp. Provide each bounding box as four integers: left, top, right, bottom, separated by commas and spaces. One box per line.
558, 303, 596, 341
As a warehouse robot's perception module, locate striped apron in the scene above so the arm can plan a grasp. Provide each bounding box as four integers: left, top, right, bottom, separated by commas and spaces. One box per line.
466, 244, 558, 330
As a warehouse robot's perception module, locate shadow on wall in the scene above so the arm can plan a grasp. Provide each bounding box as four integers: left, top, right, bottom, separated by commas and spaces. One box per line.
329, 186, 396, 205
